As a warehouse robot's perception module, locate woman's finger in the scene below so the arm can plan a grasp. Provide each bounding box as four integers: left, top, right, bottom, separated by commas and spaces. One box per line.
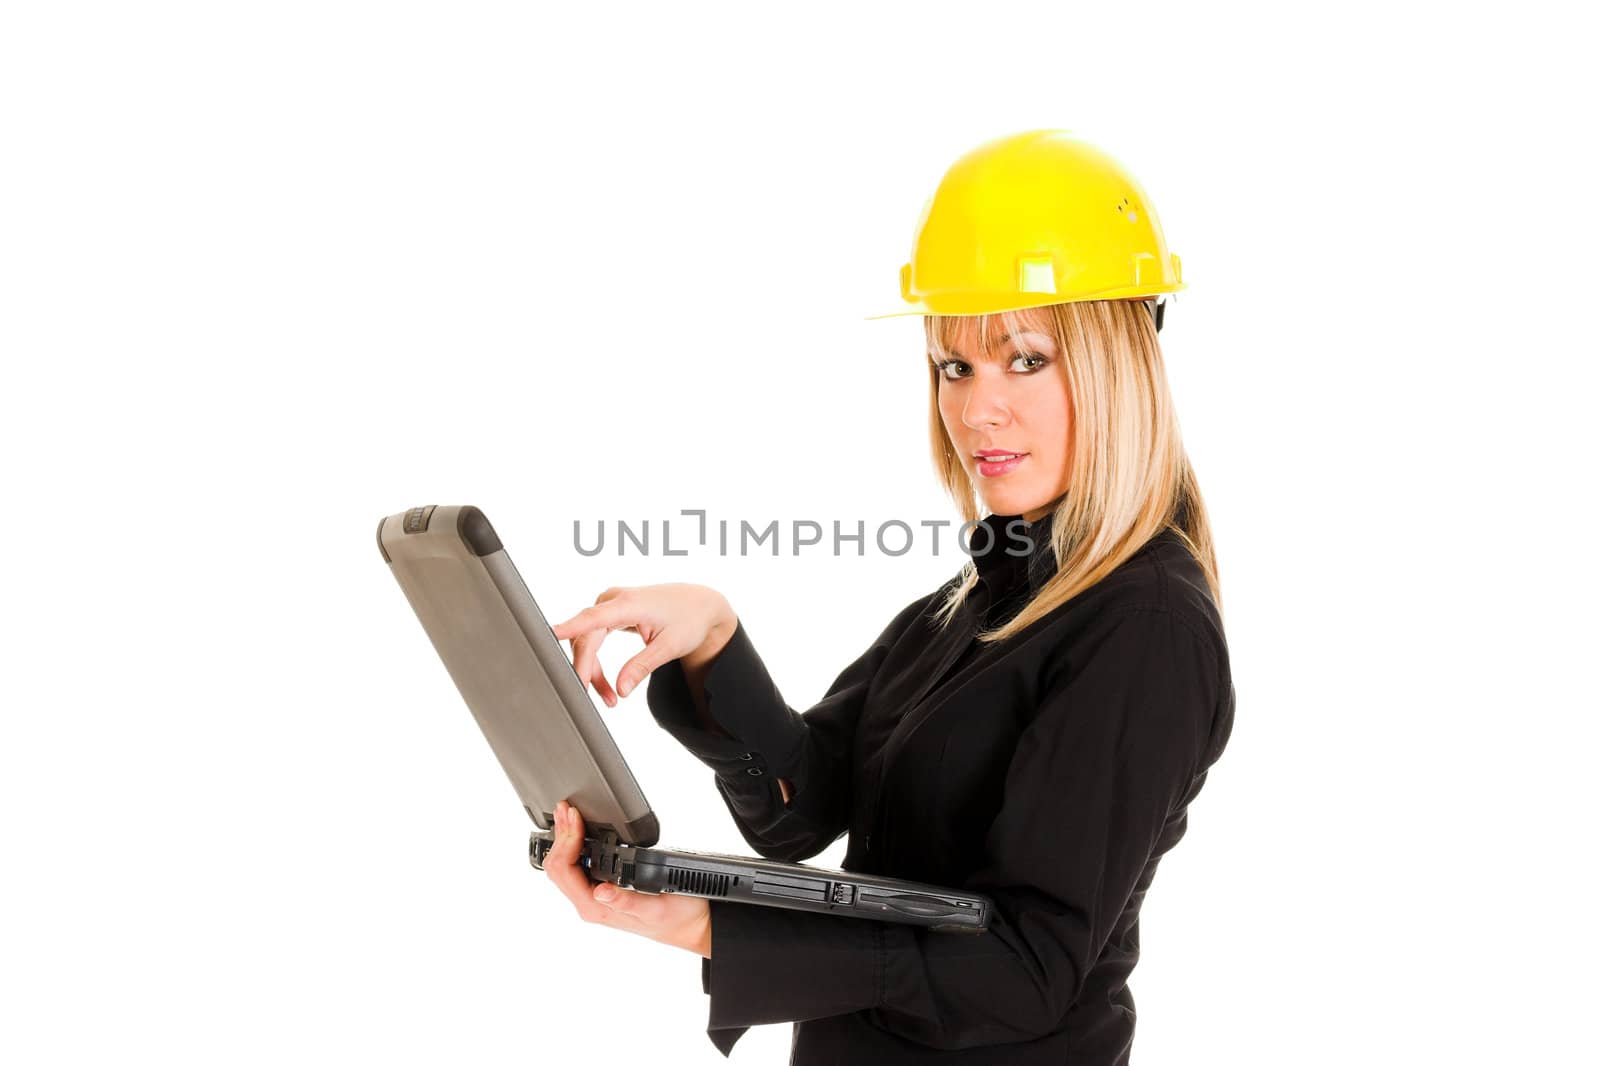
558, 600, 641, 706
550, 595, 631, 642
590, 880, 668, 924
614, 642, 670, 700
587, 878, 714, 954
549, 614, 589, 640
587, 653, 619, 707
553, 589, 702, 707
544, 801, 606, 922
541, 801, 576, 877
569, 629, 614, 704
570, 628, 619, 707
545, 801, 713, 953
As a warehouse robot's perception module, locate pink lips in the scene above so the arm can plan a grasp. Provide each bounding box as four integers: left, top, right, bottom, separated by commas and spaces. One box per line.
975, 452, 1027, 477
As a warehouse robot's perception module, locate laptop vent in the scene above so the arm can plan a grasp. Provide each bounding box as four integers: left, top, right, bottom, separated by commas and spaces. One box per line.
668, 867, 731, 897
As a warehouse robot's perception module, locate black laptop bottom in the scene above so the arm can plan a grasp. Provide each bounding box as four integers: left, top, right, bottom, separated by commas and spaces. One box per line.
530, 831, 991, 934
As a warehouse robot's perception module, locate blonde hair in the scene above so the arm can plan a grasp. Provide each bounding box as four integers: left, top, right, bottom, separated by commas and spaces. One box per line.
925, 298, 1221, 643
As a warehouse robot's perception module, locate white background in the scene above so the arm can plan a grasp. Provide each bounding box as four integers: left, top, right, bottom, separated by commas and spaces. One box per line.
3, 2, 1596, 1063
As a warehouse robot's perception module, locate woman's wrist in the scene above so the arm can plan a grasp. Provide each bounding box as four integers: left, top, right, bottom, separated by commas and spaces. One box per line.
682, 596, 737, 674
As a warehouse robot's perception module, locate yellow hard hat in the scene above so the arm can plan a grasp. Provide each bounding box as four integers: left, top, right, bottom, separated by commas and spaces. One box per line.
870, 129, 1184, 324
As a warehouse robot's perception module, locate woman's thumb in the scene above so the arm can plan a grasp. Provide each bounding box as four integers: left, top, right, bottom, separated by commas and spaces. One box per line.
616, 649, 661, 698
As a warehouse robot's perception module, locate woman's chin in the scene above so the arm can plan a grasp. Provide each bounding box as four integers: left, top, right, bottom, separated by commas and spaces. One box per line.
977, 482, 1045, 514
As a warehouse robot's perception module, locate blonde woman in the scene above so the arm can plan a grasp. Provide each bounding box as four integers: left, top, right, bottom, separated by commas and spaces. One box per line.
546, 130, 1234, 1065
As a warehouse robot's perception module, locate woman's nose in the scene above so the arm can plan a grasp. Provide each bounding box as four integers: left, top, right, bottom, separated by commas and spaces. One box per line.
961, 370, 1010, 429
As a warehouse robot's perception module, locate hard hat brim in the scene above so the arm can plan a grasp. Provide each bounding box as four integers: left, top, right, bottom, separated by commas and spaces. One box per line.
863, 282, 1185, 320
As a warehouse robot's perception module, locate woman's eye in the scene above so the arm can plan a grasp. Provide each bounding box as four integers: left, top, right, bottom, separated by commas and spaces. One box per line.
935, 354, 1046, 379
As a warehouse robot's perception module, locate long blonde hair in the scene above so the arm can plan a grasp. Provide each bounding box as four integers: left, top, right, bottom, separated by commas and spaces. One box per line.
926, 298, 1221, 643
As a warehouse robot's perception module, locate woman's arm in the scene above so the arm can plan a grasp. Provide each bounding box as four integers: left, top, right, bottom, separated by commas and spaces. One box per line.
645, 591, 940, 863
693, 605, 1234, 1055
675, 615, 796, 802
676, 605, 737, 724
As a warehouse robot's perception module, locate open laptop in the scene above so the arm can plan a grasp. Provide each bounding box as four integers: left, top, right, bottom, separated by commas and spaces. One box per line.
377, 504, 992, 933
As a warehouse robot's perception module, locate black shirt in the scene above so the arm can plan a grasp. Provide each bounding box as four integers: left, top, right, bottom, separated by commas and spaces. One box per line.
646, 509, 1235, 1064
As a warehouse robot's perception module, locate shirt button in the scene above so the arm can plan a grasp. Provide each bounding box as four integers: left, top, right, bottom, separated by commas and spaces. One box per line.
739, 752, 754, 760
746, 767, 764, 776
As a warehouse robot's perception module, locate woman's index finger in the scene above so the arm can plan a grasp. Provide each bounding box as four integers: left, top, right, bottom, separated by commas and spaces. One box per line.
550, 606, 607, 640
549, 617, 584, 639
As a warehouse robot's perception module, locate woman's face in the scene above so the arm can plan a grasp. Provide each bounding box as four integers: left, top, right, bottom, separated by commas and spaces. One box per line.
934, 308, 1072, 522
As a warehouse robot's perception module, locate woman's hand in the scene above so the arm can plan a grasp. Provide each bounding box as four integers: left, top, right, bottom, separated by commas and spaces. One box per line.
543, 799, 712, 958
552, 583, 735, 707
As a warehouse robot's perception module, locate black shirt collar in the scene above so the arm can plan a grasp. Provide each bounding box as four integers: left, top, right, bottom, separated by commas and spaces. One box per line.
970, 509, 1057, 601
966, 498, 1193, 624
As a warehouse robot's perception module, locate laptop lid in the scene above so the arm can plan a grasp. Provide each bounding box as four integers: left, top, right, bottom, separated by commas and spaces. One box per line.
378, 504, 660, 846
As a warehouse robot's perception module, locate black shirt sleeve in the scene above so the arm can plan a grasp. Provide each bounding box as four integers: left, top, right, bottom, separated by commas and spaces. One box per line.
693, 604, 1229, 1055
645, 594, 934, 863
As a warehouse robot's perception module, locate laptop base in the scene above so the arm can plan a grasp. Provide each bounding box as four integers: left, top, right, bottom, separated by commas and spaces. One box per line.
529, 830, 989, 933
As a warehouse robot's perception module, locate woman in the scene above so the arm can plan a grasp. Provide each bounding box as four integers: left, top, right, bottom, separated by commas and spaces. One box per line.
545, 129, 1234, 1065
